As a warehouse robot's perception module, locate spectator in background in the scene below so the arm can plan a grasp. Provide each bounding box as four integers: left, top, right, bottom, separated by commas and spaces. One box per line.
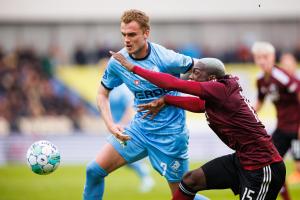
236, 42, 251, 63
0, 45, 86, 133
252, 42, 300, 200
279, 53, 300, 185
94, 43, 111, 62
179, 43, 202, 59
73, 44, 88, 65
280, 53, 299, 78
109, 84, 155, 193
294, 42, 300, 61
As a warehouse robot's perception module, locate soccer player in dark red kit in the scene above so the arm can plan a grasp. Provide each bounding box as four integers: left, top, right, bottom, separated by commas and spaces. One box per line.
110, 51, 286, 200
279, 53, 300, 185
252, 42, 300, 200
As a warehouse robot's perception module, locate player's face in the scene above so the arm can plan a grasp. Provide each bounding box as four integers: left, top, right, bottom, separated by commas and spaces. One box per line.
190, 68, 209, 82
253, 52, 275, 73
120, 21, 149, 57
280, 54, 297, 75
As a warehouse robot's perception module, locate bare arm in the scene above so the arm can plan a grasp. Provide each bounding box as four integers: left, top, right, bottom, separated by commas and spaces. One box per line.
137, 95, 205, 119
164, 95, 205, 113
119, 104, 135, 126
97, 84, 130, 142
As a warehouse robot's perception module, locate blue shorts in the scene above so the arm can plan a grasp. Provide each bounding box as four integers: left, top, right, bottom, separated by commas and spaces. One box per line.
107, 127, 189, 182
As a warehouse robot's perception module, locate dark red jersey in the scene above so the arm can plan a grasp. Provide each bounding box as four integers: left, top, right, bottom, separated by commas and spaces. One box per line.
257, 67, 300, 133
132, 66, 282, 170
199, 76, 282, 170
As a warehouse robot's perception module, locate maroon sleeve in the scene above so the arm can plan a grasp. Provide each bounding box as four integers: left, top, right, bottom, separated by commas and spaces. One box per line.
198, 81, 226, 102
273, 67, 300, 93
164, 95, 205, 113
133, 66, 203, 96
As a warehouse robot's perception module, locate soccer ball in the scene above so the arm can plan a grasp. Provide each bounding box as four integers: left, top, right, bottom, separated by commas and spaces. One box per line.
26, 140, 61, 175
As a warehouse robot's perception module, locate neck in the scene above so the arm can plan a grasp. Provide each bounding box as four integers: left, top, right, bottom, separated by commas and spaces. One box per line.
131, 42, 149, 59
264, 66, 273, 75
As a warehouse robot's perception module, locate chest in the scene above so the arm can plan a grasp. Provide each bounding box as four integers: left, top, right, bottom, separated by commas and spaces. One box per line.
259, 80, 288, 102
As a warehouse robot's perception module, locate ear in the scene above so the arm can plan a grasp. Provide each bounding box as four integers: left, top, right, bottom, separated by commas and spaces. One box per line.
208, 75, 216, 81
144, 29, 150, 39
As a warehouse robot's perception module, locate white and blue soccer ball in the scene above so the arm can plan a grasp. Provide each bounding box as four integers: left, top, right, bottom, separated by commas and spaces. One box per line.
26, 140, 60, 175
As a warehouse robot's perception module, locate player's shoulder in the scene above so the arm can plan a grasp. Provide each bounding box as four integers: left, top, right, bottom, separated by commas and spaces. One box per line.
150, 42, 173, 53
271, 66, 290, 85
107, 48, 129, 66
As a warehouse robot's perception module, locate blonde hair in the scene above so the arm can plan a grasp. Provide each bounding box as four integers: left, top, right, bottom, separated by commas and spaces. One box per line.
121, 9, 150, 32
251, 41, 275, 55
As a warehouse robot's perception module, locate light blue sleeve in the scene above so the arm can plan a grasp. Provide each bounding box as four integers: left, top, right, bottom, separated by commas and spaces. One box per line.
159, 47, 194, 74
101, 58, 123, 90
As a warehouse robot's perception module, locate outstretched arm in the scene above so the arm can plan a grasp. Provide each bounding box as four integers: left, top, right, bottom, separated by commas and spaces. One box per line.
164, 95, 205, 113
138, 95, 205, 119
110, 51, 203, 97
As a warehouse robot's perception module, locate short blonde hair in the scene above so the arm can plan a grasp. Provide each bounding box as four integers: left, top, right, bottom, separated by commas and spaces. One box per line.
121, 9, 150, 32
251, 41, 275, 55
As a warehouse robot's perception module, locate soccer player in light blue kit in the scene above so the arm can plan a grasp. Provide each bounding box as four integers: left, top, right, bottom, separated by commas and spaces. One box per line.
109, 84, 155, 193
83, 9, 208, 200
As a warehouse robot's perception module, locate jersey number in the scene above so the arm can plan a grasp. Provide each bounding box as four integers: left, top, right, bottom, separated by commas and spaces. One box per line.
239, 91, 260, 123
160, 162, 167, 176
241, 187, 255, 200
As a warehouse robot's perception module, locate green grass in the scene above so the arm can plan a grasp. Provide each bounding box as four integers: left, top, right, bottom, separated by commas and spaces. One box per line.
0, 161, 299, 200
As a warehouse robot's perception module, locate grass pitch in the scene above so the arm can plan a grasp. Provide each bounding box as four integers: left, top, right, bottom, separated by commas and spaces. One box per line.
0, 161, 299, 200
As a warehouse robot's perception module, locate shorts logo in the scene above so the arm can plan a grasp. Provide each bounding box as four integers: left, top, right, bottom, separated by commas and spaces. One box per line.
170, 160, 180, 172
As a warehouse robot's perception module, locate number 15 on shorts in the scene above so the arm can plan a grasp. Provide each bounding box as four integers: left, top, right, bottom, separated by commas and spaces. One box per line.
241, 187, 255, 200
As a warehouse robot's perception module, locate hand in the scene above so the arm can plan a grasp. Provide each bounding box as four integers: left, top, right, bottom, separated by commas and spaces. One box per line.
108, 123, 131, 143
110, 51, 134, 71
137, 97, 166, 120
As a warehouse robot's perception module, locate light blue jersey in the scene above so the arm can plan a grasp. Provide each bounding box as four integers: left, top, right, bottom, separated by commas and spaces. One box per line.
101, 42, 193, 182
109, 84, 133, 123
102, 42, 193, 135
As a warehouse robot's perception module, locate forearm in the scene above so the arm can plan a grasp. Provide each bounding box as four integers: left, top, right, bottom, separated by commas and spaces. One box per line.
164, 95, 205, 113
97, 87, 114, 129
133, 66, 202, 96
119, 106, 134, 125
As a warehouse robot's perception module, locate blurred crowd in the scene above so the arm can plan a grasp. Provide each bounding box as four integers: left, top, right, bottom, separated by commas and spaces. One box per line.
0, 46, 87, 133
72, 42, 300, 65
0, 41, 299, 133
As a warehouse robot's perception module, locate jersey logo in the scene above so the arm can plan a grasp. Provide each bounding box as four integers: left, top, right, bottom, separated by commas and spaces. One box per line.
170, 160, 180, 172
134, 80, 140, 85
260, 86, 268, 94
268, 84, 279, 101
134, 88, 168, 99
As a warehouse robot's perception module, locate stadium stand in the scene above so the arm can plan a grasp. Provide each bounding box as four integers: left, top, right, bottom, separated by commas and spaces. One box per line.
0, 46, 91, 134
19, 116, 73, 135
0, 117, 9, 136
